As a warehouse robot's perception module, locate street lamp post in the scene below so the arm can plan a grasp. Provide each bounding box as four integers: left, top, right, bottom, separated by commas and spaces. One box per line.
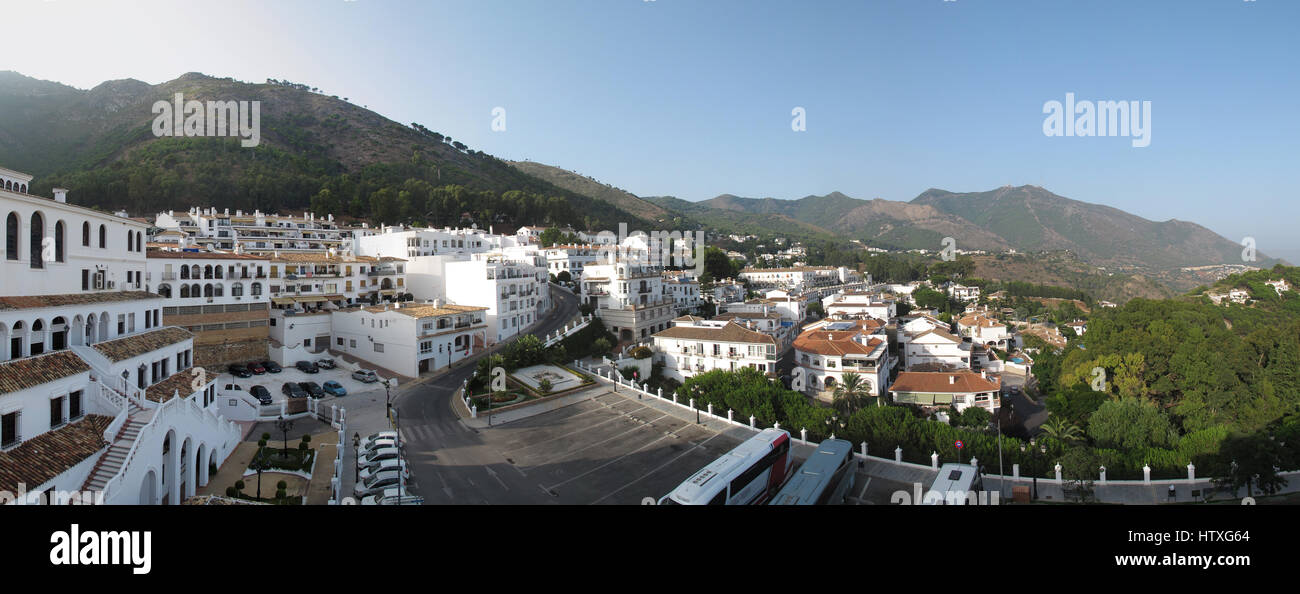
276, 415, 293, 456
352, 432, 360, 484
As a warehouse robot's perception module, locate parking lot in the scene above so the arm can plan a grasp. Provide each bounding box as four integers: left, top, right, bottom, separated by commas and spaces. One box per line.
216, 359, 391, 406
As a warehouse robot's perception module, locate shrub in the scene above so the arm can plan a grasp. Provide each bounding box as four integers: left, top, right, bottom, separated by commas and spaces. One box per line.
226, 486, 238, 497
277, 480, 288, 490
593, 337, 612, 357
538, 378, 553, 394
235, 480, 245, 491
620, 366, 640, 381
630, 345, 653, 360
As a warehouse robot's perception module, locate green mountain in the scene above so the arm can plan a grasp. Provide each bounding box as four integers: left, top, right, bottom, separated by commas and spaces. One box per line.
505, 160, 672, 223
0, 71, 648, 231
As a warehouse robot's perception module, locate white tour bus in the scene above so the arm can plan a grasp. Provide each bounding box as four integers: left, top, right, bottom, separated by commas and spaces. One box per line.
923, 463, 986, 505
658, 428, 792, 505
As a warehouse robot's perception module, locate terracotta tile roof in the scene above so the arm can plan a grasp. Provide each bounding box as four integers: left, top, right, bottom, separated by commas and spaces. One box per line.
92, 327, 193, 363
268, 253, 400, 263
910, 327, 962, 343
0, 415, 112, 493
146, 367, 205, 403
740, 266, 836, 273
958, 314, 1002, 328
890, 370, 1000, 394
0, 351, 91, 395
361, 304, 488, 318
653, 321, 775, 345
793, 330, 885, 356
714, 311, 781, 320
147, 250, 267, 261
0, 291, 159, 312
672, 315, 708, 323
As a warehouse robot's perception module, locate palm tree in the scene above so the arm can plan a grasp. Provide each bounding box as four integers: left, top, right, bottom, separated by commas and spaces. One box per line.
831, 372, 871, 417
1039, 417, 1084, 444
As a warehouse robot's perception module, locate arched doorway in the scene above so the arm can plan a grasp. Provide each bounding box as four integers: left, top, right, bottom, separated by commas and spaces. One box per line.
139, 469, 158, 505
50, 317, 68, 351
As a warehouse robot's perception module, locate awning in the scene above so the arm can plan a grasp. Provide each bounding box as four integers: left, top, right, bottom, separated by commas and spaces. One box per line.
323, 294, 346, 301
379, 290, 397, 296
295, 296, 326, 303
271, 297, 296, 305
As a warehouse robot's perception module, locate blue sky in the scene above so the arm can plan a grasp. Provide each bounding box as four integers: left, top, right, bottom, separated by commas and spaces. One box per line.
4, 0, 1298, 261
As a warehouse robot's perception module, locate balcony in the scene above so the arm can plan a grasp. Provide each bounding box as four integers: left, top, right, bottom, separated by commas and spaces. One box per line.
161, 272, 177, 281
367, 269, 396, 276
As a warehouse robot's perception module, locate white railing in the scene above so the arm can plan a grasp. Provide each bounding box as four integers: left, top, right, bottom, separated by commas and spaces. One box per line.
103, 406, 129, 443
73, 345, 148, 409
544, 314, 594, 347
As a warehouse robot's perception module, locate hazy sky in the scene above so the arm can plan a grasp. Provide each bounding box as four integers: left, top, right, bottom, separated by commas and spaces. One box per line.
4, 0, 1297, 261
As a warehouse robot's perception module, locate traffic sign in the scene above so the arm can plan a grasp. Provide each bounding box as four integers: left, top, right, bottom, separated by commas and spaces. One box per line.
955, 440, 964, 449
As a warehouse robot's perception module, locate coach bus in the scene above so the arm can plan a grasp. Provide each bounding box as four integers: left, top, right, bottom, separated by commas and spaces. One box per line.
922, 463, 986, 505
768, 438, 856, 505
658, 428, 792, 505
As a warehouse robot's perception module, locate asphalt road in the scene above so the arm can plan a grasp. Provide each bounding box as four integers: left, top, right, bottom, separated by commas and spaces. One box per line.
391, 285, 583, 504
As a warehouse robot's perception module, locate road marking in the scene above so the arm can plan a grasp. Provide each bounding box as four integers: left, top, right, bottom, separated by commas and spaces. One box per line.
589, 432, 723, 505
858, 477, 872, 501
544, 427, 677, 493
530, 412, 669, 467
485, 466, 509, 491
499, 405, 640, 455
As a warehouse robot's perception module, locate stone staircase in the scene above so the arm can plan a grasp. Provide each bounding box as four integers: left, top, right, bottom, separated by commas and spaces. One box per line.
82, 403, 152, 493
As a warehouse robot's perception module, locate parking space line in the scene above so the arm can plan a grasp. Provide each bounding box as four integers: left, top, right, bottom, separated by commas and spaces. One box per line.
529, 412, 669, 468
499, 406, 645, 456
589, 432, 723, 505
544, 424, 677, 493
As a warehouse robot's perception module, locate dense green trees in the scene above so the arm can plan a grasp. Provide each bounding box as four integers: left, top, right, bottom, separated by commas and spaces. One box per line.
1087, 398, 1177, 450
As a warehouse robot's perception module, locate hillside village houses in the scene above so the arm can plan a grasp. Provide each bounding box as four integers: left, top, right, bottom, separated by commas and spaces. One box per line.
145, 250, 271, 368
889, 369, 1002, 414
946, 283, 981, 302
955, 312, 1016, 350
154, 207, 350, 253
1, 167, 240, 505
792, 319, 891, 401
651, 318, 778, 383
738, 265, 854, 291
823, 290, 897, 320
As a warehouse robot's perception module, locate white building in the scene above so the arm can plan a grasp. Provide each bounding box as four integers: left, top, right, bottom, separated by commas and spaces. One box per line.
582, 259, 676, 342
154, 207, 350, 253
329, 302, 488, 377
2, 172, 240, 505
956, 313, 1015, 350
267, 251, 408, 310
543, 245, 604, 279
651, 320, 778, 383
947, 283, 981, 303
708, 279, 746, 305
823, 291, 896, 321
889, 370, 1001, 413
792, 321, 891, 401
903, 327, 971, 371
738, 266, 845, 290
146, 250, 272, 367
661, 274, 702, 312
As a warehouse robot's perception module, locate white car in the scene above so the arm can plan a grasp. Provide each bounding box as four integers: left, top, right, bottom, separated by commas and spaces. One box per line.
353, 470, 407, 499
356, 446, 402, 469
360, 431, 398, 451
359, 458, 410, 483
361, 487, 423, 506
360, 438, 401, 455
352, 369, 380, 383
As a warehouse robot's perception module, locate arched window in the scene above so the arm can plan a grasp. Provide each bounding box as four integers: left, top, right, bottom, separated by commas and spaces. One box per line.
136, 231, 143, 252
231, 283, 243, 297
190, 284, 200, 298
127, 230, 134, 252
158, 284, 172, 298
82, 222, 90, 247
214, 266, 223, 279
204, 265, 213, 279
4, 212, 17, 261
19, 184, 26, 194
251, 282, 262, 297
190, 265, 200, 279
54, 221, 65, 262
180, 266, 190, 279
30, 212, 44, 269
204, 284, 214, 298
214, 284, 224, 297
98, 225, 106, 249
180, 285, 190, 298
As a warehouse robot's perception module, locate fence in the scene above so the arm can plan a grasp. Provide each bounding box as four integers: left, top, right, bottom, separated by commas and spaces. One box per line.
570, 359, 1298, 504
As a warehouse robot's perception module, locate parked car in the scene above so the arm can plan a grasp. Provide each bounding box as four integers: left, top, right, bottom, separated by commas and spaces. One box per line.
228, 364, 251, 378
322, 380, 347, 397
356, 447, 402, 469
361, 488, 423, 506
262, 360, 282, 373
316, 358, 336, 369
360, 438, 400, 456
281, 383, 308, 399
360, 431, 398, 451
247, 361, 266, 375
359, 459, 409, 483
353, 470, 406, 499
352, 369, 379, 383
298, 381, 325, 399
295, 360, 319, 374
249, 385, 273, 405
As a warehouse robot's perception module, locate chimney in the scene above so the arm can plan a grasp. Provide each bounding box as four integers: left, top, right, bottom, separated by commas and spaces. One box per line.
52, 188, 68, 203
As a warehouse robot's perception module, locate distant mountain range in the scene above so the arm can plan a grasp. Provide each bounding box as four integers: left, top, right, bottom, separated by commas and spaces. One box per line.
0, 70, 1273, 278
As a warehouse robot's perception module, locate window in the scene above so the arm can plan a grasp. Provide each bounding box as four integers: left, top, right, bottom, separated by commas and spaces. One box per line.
4, 212, 17, 261
337, 337, 344, 346
350, 339, 357, 348
82, 221, 90, 246
99, 225, 106, 249
69, 391, 83, 420
1, 411, 20, 448
54, 221, 65, 262
117, 314, 125, 335
29, 211, 43, 269
82, 269, 89, 291
374, 343, 384, 353
50, 396, 65, 428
